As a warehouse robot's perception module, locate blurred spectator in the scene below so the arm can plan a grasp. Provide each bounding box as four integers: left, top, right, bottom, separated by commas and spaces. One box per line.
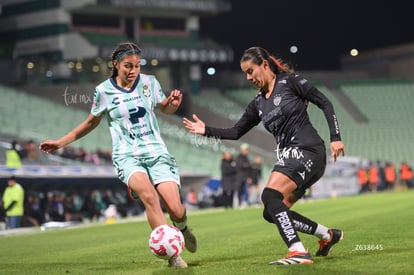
103, 204, 118, 224
0, 198, 6, 230
61, 146, 77, 160
113, 189, 133, 217
16, 138, 112, 165
220, 151, 237, 209
384, 162, 397, 190
85, 151, 101, 165
42, 191, 55, 222
249, 155, 262, 205
75, 147, 87, 162
235, 143, 252, 208
2, 176, 25, 229
82, 189, 104, 222
5, 141, 22, 169
23, 139, 39, 162
102, 188, 130, 216
368, 162, 379, 192
23, 192, 45, 226
102, 189, 118, 207
49, 192, 66, 222
376, 160, 386, 191
96, 148, 112, 163
184, 188, 199, 211
64, 192, 83, 222
357, 165, 369, 193
399, 162, 413, 190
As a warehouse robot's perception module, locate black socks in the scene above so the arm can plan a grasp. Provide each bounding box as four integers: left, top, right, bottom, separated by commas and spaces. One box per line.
261, 188, 300, 246
291, 210, 317, 235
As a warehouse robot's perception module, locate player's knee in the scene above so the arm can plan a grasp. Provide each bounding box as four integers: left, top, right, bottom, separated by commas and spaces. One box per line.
139, 191, 159, 206
167, 204, 186, 221
262, 207, 274, 223
261, 188, 285, 223
261, 187, 284, 206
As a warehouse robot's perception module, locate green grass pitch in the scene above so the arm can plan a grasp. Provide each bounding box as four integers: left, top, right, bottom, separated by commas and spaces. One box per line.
1, 190, 413, 274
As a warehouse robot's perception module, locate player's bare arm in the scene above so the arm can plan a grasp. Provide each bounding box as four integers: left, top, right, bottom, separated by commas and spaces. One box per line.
39, 114, 102, 153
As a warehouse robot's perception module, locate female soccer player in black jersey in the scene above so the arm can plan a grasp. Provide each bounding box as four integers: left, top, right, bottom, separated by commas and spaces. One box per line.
183, 46, 345, 265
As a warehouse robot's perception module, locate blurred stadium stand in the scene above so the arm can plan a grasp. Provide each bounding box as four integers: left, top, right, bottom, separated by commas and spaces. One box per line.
1, 0, 413, 200
2, 78, 413, 190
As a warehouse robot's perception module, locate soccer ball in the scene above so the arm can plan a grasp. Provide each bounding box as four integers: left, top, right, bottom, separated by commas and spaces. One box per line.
149, 224, 185, 259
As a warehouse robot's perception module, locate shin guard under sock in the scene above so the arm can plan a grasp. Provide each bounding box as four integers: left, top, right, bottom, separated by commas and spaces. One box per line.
261, 188, 300, 247
263, 200, 319, 236
172, 210, 187, 231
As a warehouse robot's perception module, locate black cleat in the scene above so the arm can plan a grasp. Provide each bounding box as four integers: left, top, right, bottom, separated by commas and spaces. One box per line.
316, 229, 343, 256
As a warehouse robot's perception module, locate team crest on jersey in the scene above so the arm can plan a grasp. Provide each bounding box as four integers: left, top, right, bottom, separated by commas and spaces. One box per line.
273, 94, 282, 106
143, 85, 151, 97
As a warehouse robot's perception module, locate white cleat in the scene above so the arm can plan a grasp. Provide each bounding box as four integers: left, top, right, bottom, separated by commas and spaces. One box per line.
168, 255, 188, 268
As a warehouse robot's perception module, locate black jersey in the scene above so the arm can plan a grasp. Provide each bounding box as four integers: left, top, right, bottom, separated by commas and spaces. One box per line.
204, 73, 341, 150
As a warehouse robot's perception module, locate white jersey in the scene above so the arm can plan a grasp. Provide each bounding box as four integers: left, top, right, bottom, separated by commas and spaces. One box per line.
91, 74, 169, 159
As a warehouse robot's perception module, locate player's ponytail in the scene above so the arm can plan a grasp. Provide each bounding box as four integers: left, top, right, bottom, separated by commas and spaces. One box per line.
241, 47, 294, 74
269, 55, 294, 74
269, 55, 281, 69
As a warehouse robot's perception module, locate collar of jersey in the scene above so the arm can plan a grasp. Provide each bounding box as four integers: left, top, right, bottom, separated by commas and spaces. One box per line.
110, 75, 140, 93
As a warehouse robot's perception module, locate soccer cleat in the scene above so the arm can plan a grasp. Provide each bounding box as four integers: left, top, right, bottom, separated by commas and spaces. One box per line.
269, 251, 314, 265
181, 226, 197, 253
316, 229, 344, 256
168, 255, 188, 268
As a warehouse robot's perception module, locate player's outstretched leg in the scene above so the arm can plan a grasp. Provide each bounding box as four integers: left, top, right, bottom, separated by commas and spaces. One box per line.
263, 205, 344, 258
290, 211, 344, 256
262, 188, 314, 265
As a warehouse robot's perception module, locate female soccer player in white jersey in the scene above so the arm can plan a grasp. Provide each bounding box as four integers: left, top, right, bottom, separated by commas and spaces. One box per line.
40, 42, 196, 268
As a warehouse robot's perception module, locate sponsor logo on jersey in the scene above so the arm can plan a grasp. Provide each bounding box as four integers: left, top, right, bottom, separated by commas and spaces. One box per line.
112, 97, 120, 105
123, 96, 140, 103
128, 106, 147, 124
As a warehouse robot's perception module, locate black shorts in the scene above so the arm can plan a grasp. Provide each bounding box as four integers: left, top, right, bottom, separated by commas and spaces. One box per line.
273, 144, 326, 199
